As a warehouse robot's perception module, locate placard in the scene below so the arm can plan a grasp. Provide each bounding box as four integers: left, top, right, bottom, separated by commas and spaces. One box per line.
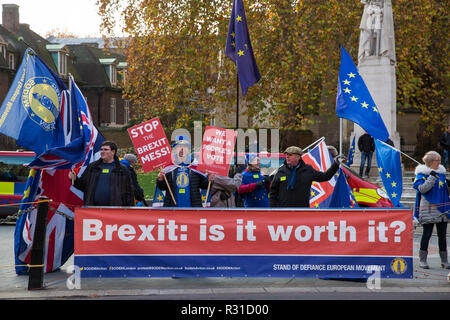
196, 126, 236, 176
127, 118, 171, 172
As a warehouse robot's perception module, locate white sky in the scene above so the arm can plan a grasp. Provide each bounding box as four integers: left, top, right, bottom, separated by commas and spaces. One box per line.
1, 0, 111, 38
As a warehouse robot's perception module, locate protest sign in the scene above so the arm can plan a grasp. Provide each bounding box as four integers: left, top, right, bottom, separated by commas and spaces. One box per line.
196, 126, 236, 176
75, 207, 413, 279
127, 118, 171, 172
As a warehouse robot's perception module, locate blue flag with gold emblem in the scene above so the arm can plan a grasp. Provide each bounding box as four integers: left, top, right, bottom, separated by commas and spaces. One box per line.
225, 0, 261, 96
374, 139, 402, 207
0, 48, 67, 155
336, 46, 389, 142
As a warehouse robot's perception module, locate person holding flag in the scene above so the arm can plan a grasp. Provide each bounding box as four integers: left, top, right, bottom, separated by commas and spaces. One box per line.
269, 146, 344, 208
156, 136, 210, 207
413, 151, 450, 269
69, 141, 135, 206
238, 154, 270, 207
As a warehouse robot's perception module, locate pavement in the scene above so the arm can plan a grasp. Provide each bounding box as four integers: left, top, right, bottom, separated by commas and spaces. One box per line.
0, 223, 449, 301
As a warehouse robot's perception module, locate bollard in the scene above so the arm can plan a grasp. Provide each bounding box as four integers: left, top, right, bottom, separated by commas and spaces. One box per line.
27, 197, 49, 290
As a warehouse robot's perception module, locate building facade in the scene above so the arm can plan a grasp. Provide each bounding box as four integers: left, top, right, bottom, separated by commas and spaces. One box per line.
0, 4, 130, 149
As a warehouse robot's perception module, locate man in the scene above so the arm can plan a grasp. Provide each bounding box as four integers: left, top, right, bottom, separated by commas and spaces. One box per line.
238, 154, 270, 207
269, 146, 341, 208
156, 136, 209, 207
69, 141, 135, 206
120, 153, 147, 206
358, 131, 375, 178
439, 125, 450, 170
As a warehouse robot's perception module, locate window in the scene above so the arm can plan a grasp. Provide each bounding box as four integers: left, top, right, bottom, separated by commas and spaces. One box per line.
99, 58, 118, 87
110, 97, 116, 124
59, 51, 67, 75
46, 44, 68, 76
8, 53, 14, 69
110, 64, 117, 86
124, 100, 130, 124
0, 44, 6, 60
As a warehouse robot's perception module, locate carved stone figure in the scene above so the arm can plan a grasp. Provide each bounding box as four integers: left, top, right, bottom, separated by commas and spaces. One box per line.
358, 0, 396, 65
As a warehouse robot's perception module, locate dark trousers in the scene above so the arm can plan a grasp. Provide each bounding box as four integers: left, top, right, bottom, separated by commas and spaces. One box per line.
359, 151, 373, 176
420, 221, 448, 251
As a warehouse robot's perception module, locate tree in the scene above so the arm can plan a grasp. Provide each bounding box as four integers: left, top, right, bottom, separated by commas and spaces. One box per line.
97, 0, 448, 150
394, 0, 449, 155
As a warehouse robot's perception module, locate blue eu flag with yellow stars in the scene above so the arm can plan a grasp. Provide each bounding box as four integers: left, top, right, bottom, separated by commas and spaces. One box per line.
347, 136, 356, 166
225, 0, 261, 96
374, 139, 402, 207
0, 48, 67, 155
336, 46, 389, 142
328, 168, 359, 208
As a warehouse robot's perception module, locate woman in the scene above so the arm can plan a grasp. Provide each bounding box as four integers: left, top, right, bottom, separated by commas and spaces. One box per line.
413, 151, 450, 269
238, 154, 270, 207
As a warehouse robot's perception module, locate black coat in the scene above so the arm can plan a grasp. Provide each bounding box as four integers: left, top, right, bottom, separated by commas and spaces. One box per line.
156, 167, 209, 207
73, 158, 135, 206
358, 133, 375, 153
269, 159, 339, 208
440, 132, 450, 151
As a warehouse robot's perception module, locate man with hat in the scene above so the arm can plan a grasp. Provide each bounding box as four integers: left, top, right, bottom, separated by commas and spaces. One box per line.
156, 135, 209, 207
269, 146, 342, 207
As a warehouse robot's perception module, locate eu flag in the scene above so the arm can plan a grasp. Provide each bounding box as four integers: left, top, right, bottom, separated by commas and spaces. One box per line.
328, 168, 359, 208
336, 46, 389, 142
0, 48, 67, 155
347, 136, 356, 166
374, 139, 402, 207
225, 0, 261, 96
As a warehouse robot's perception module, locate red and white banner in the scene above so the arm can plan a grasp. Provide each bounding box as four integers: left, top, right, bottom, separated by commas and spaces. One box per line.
127, 118, 172, 172
196, 126, 236, 176
75, 207, 413, 279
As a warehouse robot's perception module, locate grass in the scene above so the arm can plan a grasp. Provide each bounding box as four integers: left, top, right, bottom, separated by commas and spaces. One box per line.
136, 171, 159, 200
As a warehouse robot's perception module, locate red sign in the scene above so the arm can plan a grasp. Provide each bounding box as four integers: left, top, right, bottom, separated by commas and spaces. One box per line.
196, 126, 236, 176
74, 207, 413, 278
75, 208, 412, 256
127, 118, 172, 172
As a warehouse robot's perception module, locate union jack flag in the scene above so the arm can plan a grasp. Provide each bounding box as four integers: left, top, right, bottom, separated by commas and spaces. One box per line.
301, 140, 338, 208
14, 76, 103, 274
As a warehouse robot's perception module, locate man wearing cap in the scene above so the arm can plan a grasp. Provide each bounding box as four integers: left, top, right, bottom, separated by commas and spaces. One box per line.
238, 154, 270, 207
156, 135, 209, 207
269, 146, 341, 207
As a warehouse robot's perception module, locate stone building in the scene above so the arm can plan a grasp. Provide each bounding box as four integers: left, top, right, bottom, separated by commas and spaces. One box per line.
0, 4, 130, 149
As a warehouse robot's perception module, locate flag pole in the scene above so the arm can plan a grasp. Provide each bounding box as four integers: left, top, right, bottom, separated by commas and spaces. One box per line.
375, 139, 421, 165
235, 73, 239, 167
339, 118, 343, 155
302, 136, 325, 152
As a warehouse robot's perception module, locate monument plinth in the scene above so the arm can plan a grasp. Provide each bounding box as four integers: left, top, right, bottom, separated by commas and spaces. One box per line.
351, 0, 400, 176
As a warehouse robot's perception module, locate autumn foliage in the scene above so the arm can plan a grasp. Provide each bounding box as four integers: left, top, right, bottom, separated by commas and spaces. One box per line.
97, 0, 448, 152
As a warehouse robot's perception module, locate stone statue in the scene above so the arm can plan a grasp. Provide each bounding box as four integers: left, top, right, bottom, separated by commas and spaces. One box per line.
358, 0, 396, 65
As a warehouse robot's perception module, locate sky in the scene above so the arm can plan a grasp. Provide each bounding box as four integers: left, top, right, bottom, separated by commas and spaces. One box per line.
0, 0, 112, 38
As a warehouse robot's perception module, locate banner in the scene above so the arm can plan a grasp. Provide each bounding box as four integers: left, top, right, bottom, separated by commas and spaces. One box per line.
75, 207, 413, 279
196, 126, 236, 176
127, 118, 172, 172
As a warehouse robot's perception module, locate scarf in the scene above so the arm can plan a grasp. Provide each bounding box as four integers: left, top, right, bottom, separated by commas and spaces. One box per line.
287, 163, 300, 190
